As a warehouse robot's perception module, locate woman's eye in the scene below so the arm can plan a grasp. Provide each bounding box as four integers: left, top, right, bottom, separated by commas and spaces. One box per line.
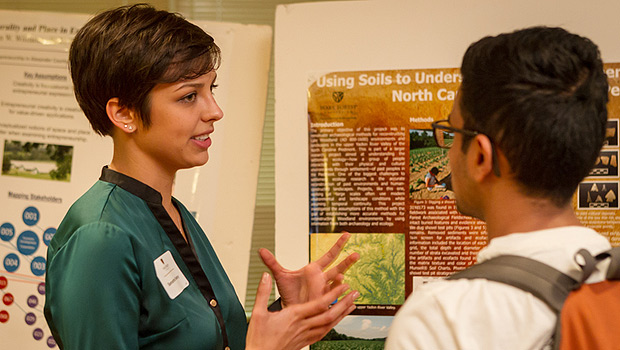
181, 92, 197, 103
210, 84, 218, 93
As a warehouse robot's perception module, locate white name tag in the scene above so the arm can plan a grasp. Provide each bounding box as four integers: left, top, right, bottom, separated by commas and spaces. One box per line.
154, 250, 189, 299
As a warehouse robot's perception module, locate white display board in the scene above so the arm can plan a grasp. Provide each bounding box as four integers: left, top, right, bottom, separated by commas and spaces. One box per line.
0, 9, 271, 348
274, 0, 620, 344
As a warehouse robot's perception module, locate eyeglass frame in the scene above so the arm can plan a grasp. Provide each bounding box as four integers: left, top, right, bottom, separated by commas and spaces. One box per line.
430, 119, 501, 177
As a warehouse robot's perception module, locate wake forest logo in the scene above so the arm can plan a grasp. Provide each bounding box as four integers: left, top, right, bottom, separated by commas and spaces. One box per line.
332, 91, 344, 103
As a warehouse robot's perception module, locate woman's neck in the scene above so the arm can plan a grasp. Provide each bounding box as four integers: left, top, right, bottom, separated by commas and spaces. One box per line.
109, 157, 188, 241
108, 152, 175, 205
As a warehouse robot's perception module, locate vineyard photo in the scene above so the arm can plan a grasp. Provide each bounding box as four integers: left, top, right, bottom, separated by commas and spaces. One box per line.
409, 129, 453, 200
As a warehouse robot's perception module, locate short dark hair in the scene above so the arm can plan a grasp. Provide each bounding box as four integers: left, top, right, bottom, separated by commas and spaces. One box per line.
69, 4, 221, 136
459, 26, 608, 206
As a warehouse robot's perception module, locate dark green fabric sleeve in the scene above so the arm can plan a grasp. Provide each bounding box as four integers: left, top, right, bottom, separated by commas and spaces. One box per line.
46, 222, 141, 349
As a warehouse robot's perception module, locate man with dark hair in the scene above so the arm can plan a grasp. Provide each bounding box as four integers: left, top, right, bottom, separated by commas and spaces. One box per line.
386, 26, 611, 349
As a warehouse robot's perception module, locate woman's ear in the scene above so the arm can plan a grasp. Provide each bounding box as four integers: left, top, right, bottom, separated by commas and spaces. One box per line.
106, 97, 137, 133
468, 134, 496, 182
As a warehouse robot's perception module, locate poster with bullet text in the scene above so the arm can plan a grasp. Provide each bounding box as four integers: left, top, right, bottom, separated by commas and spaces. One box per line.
0, 10, 110, 349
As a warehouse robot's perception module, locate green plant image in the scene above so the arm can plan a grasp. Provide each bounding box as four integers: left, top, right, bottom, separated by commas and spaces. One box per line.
311, 339, 385, 350
310, 327, 387, 350
409, 147, 448, 174
310, 233, 405, 305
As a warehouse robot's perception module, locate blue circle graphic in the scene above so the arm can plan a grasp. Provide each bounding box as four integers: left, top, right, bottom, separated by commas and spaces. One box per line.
47, 336, 57, 348
43, 228, 56, 246
25, 312, 37, 325
27, 295, 39, 308
0, 223, 15, 242
4, 253, 20, 272
31, 256, 46, 276
22, 206, 40, 226
33, 327, 44, 340
38, 282, 46, 295
17, 231, 39, 256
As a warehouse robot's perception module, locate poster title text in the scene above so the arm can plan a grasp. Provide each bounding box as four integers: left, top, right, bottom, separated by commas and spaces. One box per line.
317, 71, 461, 102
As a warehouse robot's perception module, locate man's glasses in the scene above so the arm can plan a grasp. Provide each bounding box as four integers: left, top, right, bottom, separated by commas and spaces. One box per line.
431, 119, 478, 149
430, 119, 501, 177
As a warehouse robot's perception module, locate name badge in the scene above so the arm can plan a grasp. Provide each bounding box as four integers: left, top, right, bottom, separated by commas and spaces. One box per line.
154, 250, 189, 299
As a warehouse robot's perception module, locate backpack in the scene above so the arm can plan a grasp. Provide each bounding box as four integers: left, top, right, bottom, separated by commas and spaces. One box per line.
448, 246, 620, 350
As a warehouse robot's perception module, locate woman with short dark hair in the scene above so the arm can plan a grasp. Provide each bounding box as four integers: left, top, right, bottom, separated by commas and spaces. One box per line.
44, 5, 359, 349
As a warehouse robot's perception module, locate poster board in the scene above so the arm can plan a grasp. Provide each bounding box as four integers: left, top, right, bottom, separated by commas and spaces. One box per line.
275, 0, 620, 345
0, 9, 271, 348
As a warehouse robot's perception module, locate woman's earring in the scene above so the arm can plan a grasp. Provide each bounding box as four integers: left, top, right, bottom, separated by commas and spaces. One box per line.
124, 124, 133, 131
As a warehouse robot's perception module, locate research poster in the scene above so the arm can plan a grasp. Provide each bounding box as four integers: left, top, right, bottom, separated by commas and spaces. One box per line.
0, 10, 108, 349
308, 65, 620, 322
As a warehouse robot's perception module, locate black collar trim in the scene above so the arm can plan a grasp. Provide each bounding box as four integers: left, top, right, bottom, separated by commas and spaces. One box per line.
99, 166, 162, 204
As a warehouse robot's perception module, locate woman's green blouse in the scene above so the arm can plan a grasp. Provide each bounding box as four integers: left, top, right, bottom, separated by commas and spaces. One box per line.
44, 167, 247, 349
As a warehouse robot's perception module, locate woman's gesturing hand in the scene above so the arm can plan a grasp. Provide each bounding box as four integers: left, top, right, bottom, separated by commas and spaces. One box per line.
246, 272, 359, 350
258, 232, 359, 307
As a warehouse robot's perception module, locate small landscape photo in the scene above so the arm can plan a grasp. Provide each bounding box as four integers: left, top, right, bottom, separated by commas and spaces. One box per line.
2, 140, 73, 182
311, 315, 392, 350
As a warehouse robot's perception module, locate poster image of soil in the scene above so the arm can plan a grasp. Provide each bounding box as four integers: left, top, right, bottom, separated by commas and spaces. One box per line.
311, 233, 405, 307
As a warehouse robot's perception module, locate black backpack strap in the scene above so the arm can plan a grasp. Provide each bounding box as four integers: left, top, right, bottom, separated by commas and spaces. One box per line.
448, 249, 620, 350
573, 249, 597, 283
449, 255, 580, 350
448, 255, 579, 313
595, 246, 620, 280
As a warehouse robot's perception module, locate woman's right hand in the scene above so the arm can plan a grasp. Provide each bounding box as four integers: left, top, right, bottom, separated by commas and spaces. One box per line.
258, 232, 359, 309
245, 272, 359, 350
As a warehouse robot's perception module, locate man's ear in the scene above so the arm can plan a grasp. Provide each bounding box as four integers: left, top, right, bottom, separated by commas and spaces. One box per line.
106, 97, 137, 133
468, 134, 496, 182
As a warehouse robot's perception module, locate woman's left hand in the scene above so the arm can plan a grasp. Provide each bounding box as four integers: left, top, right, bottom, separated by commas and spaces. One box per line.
259, 232, 359, 307
246, 273, 358, 350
